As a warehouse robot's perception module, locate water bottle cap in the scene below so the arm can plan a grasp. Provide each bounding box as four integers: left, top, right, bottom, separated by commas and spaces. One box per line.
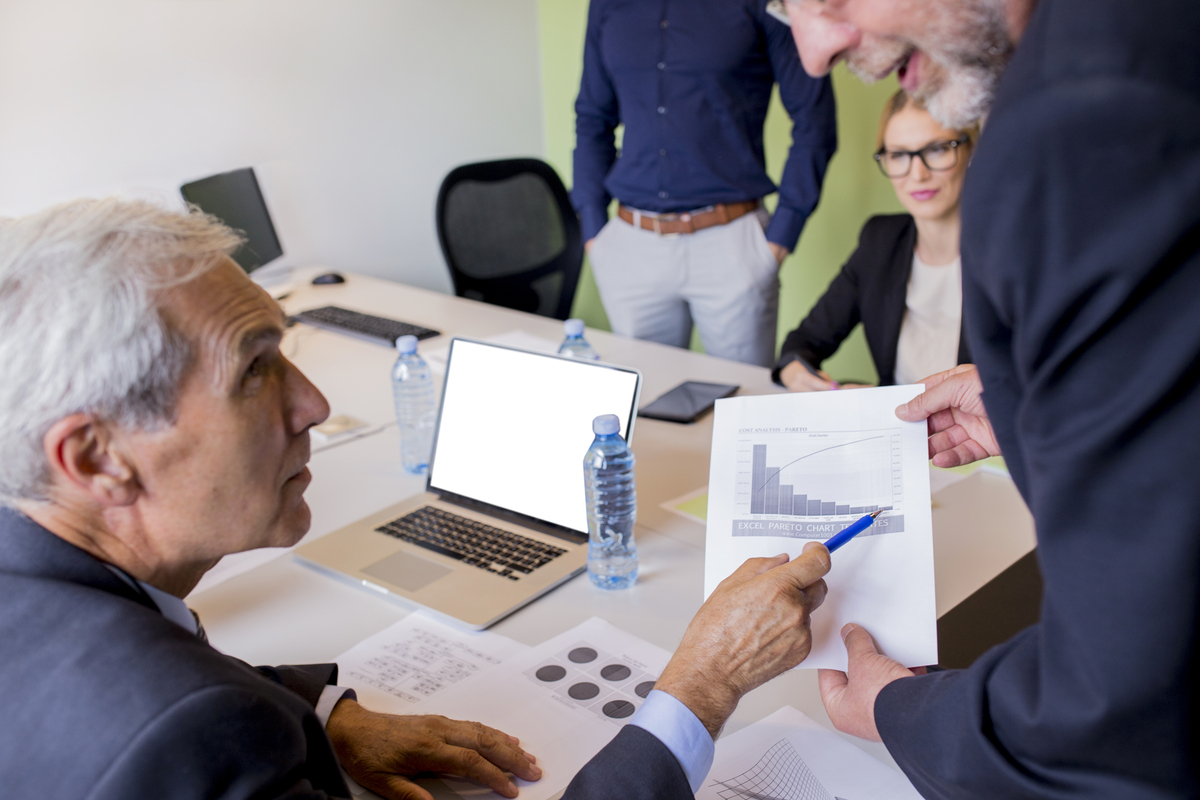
564, 318, 585, 337
592, 414, 621, 436
395, 335, 418, 355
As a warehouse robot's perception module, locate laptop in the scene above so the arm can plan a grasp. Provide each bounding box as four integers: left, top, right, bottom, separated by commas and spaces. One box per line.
295, 338, 642, 629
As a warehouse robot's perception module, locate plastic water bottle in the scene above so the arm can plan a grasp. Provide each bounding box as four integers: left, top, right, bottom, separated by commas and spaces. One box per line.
558, 318, 600, 361
391, 335, 436, 475
583, 414, 638, 589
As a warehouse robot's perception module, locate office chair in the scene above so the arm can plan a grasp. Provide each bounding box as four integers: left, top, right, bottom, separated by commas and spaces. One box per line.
436, 158, 583, 320
181, 167, 283, 274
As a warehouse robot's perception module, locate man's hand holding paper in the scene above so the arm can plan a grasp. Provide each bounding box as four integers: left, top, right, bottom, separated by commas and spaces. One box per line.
896, 365, 1000, 467
818, 624, 927, 743
817, 368, 1001, 743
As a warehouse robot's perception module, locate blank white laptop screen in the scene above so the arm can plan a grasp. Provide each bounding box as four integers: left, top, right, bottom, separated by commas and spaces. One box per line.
428, 339, 641, 534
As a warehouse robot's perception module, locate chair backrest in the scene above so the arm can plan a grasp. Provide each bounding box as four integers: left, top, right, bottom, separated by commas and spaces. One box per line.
181, 167, 283, 274
436, 158, 583, 320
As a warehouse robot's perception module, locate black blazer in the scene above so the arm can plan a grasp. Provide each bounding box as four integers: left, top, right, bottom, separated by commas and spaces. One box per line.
773, 214, 969, 385
874, 0, 1200, 797
0, 507, 350, 799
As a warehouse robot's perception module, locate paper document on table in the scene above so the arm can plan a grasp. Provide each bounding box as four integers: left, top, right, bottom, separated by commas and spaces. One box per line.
413, 617, 671, 800
700, 706, 922, 800
704, 386, 936, 669
334, 612, 529, 714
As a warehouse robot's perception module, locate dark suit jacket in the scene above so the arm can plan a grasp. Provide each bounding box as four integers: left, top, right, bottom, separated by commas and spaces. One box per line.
562, 726, 692, 800
875, 0, 1200, 797
0, 507, 351, 799
0, 506, 692, 799
773, 214, 970, 386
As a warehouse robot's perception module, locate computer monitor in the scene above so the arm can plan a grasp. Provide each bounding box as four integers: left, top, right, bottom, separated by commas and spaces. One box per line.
180, 167, 284, 274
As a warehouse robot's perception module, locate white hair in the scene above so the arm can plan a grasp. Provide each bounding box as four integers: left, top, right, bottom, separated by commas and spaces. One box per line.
0, 198, 242, 504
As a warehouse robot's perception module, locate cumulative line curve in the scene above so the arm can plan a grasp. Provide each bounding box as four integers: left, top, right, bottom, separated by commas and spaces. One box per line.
752, 435, 885, 493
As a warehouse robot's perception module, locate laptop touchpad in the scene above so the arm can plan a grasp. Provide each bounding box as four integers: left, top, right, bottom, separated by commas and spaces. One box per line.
363, 551, 453, 592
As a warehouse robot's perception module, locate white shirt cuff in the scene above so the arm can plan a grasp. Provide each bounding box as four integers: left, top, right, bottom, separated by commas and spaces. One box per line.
316, 685, 357, 728
628, 689, 714, 792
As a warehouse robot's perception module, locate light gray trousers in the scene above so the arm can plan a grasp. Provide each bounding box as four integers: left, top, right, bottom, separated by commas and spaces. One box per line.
588, 210, 780, 367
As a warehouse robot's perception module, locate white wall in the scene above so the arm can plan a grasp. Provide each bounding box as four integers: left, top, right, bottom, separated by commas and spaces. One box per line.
0, 0, 545, 292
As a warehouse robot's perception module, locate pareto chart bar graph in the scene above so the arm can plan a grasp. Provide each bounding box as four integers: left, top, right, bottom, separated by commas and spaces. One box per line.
732, 430, 904, 540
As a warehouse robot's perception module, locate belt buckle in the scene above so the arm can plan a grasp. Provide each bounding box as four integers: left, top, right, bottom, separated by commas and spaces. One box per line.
657, 212, 693, 238
651, 215, 682, 239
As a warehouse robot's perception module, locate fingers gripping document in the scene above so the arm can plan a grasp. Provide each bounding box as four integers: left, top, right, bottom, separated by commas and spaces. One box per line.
704, 386, 937, 670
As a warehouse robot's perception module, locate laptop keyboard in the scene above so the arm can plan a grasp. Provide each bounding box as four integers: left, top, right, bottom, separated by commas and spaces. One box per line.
376, 506, 568, 581
293, 305, 440, 346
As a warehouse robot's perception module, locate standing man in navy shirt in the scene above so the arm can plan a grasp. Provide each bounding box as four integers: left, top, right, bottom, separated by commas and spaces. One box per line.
572, 0, 837, 367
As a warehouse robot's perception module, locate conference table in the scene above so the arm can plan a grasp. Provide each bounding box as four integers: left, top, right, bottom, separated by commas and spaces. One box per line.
189, 268, 1037, 784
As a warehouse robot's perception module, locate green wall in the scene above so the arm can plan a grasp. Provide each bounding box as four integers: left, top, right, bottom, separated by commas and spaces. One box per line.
538, 1, 903, 383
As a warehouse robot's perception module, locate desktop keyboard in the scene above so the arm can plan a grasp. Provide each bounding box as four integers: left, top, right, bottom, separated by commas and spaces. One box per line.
293, 305, 440, 346
376, 506, 567, 581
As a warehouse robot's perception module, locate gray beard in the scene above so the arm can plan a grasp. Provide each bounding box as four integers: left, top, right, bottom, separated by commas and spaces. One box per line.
915, 0, 1014, 128
923, 62, 1002, 129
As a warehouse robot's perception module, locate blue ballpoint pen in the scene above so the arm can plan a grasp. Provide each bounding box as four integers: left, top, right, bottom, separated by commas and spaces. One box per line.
823, 509, 884, 553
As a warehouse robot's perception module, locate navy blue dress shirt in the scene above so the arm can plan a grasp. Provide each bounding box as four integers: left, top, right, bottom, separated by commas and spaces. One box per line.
571, 0, 837, 250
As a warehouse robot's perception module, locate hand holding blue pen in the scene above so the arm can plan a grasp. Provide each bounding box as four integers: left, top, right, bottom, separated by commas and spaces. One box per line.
824, 509, 883, 553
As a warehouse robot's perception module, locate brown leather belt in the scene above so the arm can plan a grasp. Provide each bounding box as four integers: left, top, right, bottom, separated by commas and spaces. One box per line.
617, 201, 759, 235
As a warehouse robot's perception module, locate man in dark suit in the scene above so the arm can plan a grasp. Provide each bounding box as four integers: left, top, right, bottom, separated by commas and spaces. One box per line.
0, 199, 545, 800
781, 0, 1200, 796
0, 198, 832, 799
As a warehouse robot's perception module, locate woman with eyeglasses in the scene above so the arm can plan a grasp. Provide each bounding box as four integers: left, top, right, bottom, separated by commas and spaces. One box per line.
773, 90, 976, 391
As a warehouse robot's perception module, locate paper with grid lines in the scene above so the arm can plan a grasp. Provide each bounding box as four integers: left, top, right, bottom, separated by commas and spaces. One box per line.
699, 707, 921, 800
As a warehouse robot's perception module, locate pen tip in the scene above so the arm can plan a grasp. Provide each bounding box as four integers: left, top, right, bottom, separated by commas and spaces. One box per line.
870, 509, 883, 519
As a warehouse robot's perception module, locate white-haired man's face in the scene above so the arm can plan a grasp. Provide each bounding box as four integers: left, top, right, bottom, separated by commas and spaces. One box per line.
116, 259, 330, 569
786, 0, 1014, 128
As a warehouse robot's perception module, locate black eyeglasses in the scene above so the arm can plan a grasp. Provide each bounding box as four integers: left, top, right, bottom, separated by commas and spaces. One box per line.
873, 136, 970, 178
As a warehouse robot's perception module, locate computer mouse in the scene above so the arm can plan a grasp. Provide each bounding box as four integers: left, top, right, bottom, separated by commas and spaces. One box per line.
312, 272, 346, 285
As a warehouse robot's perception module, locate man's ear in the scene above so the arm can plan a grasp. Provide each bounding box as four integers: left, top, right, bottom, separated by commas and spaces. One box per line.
42, 415, 140, 507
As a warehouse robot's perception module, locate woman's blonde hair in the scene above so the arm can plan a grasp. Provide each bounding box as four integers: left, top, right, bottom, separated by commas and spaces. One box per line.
876, 90, 979, 152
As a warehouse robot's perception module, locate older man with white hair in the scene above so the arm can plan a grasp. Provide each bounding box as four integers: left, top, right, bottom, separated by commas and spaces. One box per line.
0, 198, 547, 800
0, 198, 833, 799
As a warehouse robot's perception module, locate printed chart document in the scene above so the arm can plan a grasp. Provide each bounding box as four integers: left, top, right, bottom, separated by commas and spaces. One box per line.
704, 386, 936, 669
418, 617, 672, 800
699, 706, 922, 800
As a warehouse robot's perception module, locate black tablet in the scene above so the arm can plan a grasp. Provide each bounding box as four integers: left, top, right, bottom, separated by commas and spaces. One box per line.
637, 381, 739, 424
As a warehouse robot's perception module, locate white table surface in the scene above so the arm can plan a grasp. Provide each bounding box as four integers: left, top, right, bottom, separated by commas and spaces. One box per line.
191, 269, 1036, 771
